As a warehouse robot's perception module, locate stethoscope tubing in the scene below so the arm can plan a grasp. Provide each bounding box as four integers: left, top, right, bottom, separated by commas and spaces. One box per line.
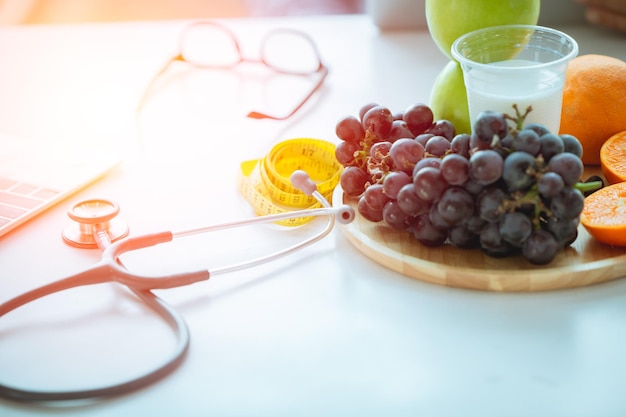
0, 200, 353, 403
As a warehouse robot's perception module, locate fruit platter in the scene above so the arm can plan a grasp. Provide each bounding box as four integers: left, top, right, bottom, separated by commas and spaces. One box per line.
331, 101, 626, 292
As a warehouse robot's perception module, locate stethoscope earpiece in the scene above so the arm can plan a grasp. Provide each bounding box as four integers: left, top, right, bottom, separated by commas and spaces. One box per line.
62, 198, 129, 249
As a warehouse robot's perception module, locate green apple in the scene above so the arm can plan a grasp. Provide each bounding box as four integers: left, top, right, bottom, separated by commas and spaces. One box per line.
426, 0, 540, 60
429, 60, 471, 134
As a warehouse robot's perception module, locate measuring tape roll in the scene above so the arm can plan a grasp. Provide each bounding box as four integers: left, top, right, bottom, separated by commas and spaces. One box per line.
238, 138, 342, 226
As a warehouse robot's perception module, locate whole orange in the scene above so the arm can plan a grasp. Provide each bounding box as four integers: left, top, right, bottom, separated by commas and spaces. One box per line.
559, 54, 626, 165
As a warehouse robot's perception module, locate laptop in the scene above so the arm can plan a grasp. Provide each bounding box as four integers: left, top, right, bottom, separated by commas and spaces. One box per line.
0, 131, 122, 237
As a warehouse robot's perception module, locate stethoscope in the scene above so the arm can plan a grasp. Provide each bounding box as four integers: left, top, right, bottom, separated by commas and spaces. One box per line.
0, 170, 354, 403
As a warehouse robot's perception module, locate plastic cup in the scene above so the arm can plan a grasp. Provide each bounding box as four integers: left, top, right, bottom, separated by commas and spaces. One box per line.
451, 25, 578, 133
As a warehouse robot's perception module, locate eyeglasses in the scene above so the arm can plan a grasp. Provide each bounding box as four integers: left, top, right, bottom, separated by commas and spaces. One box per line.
137, 21, 328, 120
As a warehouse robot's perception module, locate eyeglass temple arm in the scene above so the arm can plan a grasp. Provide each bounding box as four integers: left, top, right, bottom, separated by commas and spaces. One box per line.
246, 64, 328, 121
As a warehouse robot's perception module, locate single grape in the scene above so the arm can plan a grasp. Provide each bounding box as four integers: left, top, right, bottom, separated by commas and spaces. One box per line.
477, 187, 506, 222
440, 153, 470, 186
539, 133, 564, 162
502, 151, 537, 192
382, 171, 412, 199
560, 134, 583, 158
340, 166, 370, 197
424, 135, 451, 157
473, 111, 508, 143
547, 152, 584, 186
383, 200, 412, 230
403, 103, 434, 136
545, 216, 579, 248
469, 133, 493, 151
524, 122, 550, 137
427, 120, 456, 140
369, 141, 392, 165
469, 149, 504, 185
413, 166, 448, 203
480, 221, 516, 257
389, 138, 425, 174
522, 229, 559, 265
450, 133, 471, 158
397, 183, 429, 216
363, 183, 390, 212
466, 214, 486, 234
336, 115, 365, 143
413, 156, 441, 176
335, 140, 361, 167
358, 102, 379, 122
512, 129, 541, 155
499, 211, 533, 247
436, 187, 474, 226
387, 120, 414, 143
362, 105, 393, 139
448, 224, 480, 249
415, 133, 433, 147
358, 195, 384, 222
550, 187, 585, 220
429, 203, 451, 230
413, 214, 448, 246
537, 171, 565, 198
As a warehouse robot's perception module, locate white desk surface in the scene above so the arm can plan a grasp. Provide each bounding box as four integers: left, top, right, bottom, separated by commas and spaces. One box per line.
1, 14, 626, 417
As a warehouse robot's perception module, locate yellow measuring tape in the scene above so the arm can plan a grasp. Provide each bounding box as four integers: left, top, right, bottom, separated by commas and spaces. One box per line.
238, 138, 342, 227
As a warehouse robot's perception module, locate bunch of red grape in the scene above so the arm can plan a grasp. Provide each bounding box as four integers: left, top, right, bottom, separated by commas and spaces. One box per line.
335, 102, 599, 265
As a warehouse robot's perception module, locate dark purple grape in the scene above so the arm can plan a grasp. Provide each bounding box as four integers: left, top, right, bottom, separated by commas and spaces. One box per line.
413, 166, 448, 203
336, 115, 365, 143
477, 187, 506, 222
415, 133, 433, 147
539, 133, 564, 162
545, 216, 579, 248
560, 134, 583, 158
413, 214, 448, 246
450, 133, 471, 158
524, 123, 550, 137
440, 153, 470, 186
499, 211, 532, 247
403, 103, 434, 136
522, 229, 559, 265
469, 150, 503, 185
473, 111, 508, 143
502, 151, 537, 192
512, 129, 541, 155
427, 120, 456, 140
449, 225, 480, 249
436, 187, 474, 226
550, 187, 584, 220
537, 172, 564, 198
548, 152, 583, 186
480, 221, 516, 257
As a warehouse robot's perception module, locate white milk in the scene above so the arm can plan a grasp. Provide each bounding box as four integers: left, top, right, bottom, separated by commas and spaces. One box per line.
464, 59, 565, 133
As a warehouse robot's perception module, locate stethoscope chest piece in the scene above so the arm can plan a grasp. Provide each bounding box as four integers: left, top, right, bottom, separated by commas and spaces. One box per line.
62, 198, 129, 248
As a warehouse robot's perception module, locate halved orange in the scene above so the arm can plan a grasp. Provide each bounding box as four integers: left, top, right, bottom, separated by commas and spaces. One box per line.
581, 182, 626, 247
600, 131, 626, 184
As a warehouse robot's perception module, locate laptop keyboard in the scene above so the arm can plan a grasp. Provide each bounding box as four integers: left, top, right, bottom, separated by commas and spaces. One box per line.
0, 176, 60, 230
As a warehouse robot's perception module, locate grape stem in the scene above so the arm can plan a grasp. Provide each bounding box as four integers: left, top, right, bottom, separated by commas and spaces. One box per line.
504, 104, 533, 131
575, 180, 603, 194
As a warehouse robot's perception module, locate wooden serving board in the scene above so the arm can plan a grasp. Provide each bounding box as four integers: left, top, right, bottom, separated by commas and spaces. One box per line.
332, 171, 626, 292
